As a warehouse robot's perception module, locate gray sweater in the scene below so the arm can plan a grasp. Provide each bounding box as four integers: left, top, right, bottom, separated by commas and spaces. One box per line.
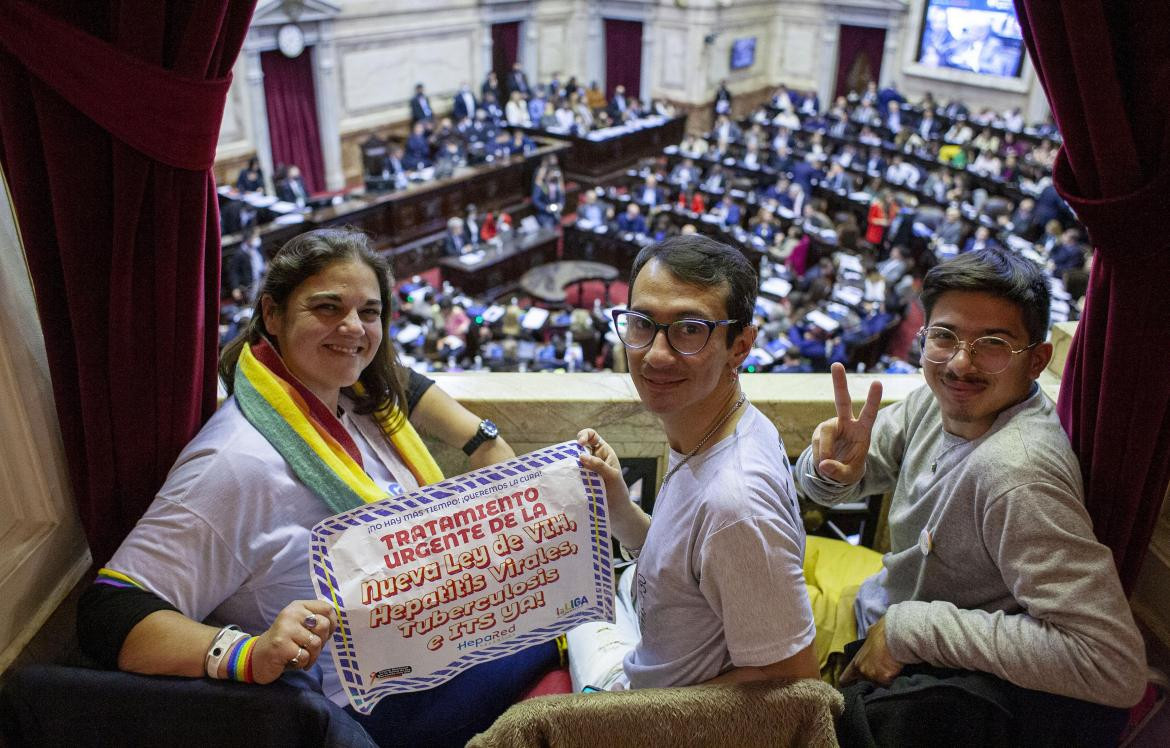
795, 384, 1146, 708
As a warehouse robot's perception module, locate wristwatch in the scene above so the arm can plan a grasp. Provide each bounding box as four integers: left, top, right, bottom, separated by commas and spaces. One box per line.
462, 419, 500, 455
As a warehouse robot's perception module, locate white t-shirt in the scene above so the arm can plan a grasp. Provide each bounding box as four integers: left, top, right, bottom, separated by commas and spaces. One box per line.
622, 405, 814, 688
106, 396, 418, 705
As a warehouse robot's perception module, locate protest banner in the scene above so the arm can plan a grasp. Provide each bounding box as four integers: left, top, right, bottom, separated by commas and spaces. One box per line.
310, 441, 614, 714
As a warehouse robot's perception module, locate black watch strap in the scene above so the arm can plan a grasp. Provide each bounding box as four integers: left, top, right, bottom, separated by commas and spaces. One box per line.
462, 419, 499, 455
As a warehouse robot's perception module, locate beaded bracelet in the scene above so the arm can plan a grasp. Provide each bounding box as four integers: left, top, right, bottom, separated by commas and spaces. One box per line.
224, 634, 259, 683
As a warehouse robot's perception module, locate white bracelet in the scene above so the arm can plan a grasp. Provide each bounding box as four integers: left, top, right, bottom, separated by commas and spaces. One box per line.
205, 625, 248, 679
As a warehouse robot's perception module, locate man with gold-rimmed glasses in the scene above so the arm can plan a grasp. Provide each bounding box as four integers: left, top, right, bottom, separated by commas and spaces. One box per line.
794, 248, 1145, 743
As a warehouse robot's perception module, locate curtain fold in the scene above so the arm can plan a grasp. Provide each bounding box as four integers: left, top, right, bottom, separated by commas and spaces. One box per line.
491, 21, 519, 87
1014, 1, 1170, 590
603, 19, 642, 101
261, 48, 325, 194
0, 0, 257, 563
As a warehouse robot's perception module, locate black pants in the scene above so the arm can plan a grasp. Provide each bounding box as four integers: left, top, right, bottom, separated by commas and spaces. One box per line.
835, 641, 1129, 748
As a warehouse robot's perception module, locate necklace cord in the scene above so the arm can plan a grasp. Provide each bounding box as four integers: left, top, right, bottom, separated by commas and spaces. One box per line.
661, 391, 748, 487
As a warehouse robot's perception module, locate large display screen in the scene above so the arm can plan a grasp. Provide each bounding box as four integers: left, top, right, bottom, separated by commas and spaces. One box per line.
916, 0, 1025, 78
730, 37, 756, 71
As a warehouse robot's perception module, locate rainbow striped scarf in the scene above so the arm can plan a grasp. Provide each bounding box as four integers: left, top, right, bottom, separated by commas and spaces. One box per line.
234, 338, 443, 515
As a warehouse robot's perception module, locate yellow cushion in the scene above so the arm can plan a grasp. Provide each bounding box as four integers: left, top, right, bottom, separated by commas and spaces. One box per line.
938, 143, 962, 165
802, 536, 884, 669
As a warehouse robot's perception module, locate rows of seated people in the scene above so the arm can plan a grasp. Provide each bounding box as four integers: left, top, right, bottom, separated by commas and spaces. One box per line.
563, 81, 1082, 373
569, 172, 910, 375
390, 276, 618, 374
483, 63, 677, 133
378, 81, 540, 181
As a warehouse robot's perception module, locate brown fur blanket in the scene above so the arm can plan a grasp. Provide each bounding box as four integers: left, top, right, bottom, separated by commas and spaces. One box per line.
468, 678, 844, 747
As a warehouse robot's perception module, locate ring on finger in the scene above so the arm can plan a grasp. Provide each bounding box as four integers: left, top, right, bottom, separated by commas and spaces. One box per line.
288, 647, 306, 667
302, 614, 318, 630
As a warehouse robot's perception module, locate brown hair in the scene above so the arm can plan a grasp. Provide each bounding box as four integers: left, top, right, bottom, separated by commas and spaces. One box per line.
219, 228, 408, 425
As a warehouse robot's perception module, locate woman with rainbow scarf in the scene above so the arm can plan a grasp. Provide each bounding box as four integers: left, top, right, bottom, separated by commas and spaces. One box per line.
77, 229, 557, 746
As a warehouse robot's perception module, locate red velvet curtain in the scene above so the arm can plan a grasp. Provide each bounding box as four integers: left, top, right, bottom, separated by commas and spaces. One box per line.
261, 48, 325, 194
834, 25, 886, 98
0, 0, 256, 564
1014, 1, 1170, 591
604, 19, 642, 100
491, 21, 519, 88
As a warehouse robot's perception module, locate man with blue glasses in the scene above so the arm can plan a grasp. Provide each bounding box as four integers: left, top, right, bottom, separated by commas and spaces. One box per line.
568, 234, 818, 691
795, 248, 1145, 744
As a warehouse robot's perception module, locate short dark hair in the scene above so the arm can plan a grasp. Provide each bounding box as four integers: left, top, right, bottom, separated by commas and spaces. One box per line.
628, 234, 757, 344
219, 228, 408, 427
921, 247, 1050, 344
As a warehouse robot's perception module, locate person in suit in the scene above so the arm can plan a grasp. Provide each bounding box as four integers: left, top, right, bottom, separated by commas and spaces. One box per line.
469, 108, 498, 144
823, 162, 854, 193
507, 62, 530, 98
740, 143, 764, 170
481, 91, 505, 127
933, 205, 965, 248
710, 114, 740, 145
380, 145, 409, 189
700, 164, 727, 193
576, 189, 608, 226
635, 175, 665, 208
527, 86, 547, 127
463, 204, 481, 246
443, 217, 468, 256
708, 195, 741, 227
275, 165, 309, 208
481, 71, 501, 104
435, 140, 467, 175
225, 226, 266, 302
1048, 229, 1085, 278
235, 157, 264, 194
607, 85, 630, 122
547, 72, 563, 99
1007, 197, 1040, 241
750, 207, 779, 244
917, 108, 941, 140
410, 83, 434, 125
487, 131, 512, 160
790, 154, 823, 196
452, 83, 478, 121
615, 202, 647, 234
713, 79, 732, 116
532, 169, 564, 229
961, 224, 1001, 254
760, 176, 790, 205
668, 158, 700, 188
403, 122, 431, 170
509, 129, 535, 155
884, 100, 903, 134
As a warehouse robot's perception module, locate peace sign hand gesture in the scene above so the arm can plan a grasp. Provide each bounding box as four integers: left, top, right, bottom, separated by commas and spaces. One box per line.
810, 363, 883, 485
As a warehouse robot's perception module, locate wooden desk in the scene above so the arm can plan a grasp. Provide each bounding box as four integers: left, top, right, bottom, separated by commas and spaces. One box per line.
221, 142, 568, 258
438, 228, 559, 298
522, 117, 687, 181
